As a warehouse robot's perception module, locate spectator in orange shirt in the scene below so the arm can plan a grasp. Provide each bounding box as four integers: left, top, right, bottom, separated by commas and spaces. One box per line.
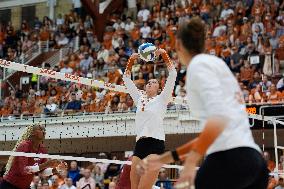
39, 26, 50, 41
264, 151, 276, 172
240, 60, 254, 86
107, 64, 122, 84
130, 24, 140, 42
267, 84, 282, 103
0, 100, 12, 117
152, 23, 162, 40
251, 0, 264, 17
68, 54, 79, 70
34, 100, 44, 117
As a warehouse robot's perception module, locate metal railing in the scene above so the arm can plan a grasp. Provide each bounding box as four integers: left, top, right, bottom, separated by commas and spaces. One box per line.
44, 36, 80, 67
2, 41, 49, 80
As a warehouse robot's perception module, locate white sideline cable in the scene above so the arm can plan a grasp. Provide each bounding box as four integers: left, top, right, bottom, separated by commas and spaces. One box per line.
0, 59, 186, 104
0, 151, 183, 169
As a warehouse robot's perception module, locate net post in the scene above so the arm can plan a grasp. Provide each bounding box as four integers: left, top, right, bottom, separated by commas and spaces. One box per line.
273, 118, 279, 174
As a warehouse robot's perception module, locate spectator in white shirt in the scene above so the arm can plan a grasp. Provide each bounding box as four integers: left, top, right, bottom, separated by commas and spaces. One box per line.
127, 0, 137, 20
259, 75, 272, 93
137, 5, 150, 22
56, 13, 64, 27
140, 22, 151, 38
112, 34, 124, 49
60, 61, 73, 74
77, 167, 96, 189
80, 53, 93, 74
113, 18, 125, 30
125, 17, 135, 31
45, 97, 58, 114
220, 2, 234, 19
212, 20, 227, 37
60, 178, 76, 189
277, 75, 284, 91
56, 33, 69, 46
175, 80, 186, 96
97, 46, 109, 62
252, 16, 264, 39
72, 0, 82, 15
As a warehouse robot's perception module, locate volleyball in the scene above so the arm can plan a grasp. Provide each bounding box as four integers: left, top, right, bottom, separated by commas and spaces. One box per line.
138, 42, 157, 62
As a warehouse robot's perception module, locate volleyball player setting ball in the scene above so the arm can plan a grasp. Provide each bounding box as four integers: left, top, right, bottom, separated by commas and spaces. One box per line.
138, 18, 269, 189
123, 44, 177, 189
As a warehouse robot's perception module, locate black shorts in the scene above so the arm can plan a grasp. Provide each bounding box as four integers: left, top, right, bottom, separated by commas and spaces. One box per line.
133, 137, 165, 159
195, 147, 269, 189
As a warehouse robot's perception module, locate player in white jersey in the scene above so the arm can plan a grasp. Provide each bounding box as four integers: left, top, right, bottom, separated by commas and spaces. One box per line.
123, 49, 177, 189
137, 18, 268, 189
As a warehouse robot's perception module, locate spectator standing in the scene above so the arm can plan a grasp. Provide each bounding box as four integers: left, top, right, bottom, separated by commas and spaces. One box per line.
127, 0, 137, 20
137, 5, 150, 22
140, 22, 151, 39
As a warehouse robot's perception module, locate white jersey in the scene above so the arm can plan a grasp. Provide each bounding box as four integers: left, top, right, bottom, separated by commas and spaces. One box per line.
123, 68, 177, 141
186, 54, 260, 155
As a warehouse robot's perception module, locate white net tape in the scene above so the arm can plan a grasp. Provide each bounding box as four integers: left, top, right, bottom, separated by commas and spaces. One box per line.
0, 59, 185, 104
0, 151, 183, 170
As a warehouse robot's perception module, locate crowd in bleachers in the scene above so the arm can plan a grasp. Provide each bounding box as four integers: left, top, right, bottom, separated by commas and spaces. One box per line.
2, 0, 284, 118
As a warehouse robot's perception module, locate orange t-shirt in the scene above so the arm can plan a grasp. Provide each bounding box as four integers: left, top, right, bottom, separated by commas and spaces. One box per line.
0, 31, 5, 44
0, 108, 12, 116
108, 70, 122, 84
251, 4, 264, 16
221, 48, 231, 58
241, 23, 251, 36
191, 0, 201, 5
68, 60, 79, 70
39, 30, 50, 41
130, 28, 140, 41
240, 68, 254, 81
200, 4, 210, 13
268, 160, 276, 172
103, 31, 114, 50
269, 92, 282, 103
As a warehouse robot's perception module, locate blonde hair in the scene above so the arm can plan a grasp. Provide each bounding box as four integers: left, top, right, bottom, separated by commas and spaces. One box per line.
4, 124, 38, 175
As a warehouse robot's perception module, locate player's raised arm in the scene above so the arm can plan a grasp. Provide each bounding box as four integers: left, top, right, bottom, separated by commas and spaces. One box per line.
122, 53, 142, 104
156, 49, 177, 103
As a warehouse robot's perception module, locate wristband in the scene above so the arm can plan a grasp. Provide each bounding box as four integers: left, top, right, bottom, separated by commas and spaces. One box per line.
171, 150, 180, 161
